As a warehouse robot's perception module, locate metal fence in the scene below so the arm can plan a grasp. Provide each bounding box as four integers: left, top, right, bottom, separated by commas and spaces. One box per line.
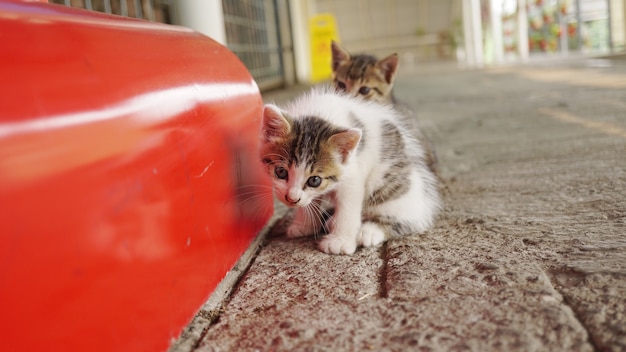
49, 0, 173, 23
222, 0, 287, 89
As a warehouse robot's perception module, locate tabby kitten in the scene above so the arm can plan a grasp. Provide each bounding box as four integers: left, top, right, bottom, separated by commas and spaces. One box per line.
331, 40, 399, 103
260, 87, 440, 255
331, 41, 439, 174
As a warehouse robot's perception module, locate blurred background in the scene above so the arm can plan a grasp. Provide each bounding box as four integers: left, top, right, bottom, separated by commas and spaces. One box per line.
50, 0, 625, 90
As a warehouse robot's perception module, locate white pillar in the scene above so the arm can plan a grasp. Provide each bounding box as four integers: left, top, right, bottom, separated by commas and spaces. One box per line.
289, 0, 313, 83
490, 0, 504, 64
174, 0, 226, 45
623, 0, 626, 49
462, 0, 475, 66
462, 0, 484, 67
517, 0, 529, 61
609, 0, 625, 50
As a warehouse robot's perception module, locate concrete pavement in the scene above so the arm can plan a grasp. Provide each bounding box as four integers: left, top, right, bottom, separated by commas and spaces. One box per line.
172, 55, 626, 351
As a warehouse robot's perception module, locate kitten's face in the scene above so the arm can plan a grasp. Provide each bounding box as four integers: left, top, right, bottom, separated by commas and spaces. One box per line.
331, 41, 398, 103
260, 105, 361, 208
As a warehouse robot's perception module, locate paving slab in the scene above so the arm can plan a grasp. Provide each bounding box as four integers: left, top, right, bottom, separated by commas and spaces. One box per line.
174, 57, 626, 351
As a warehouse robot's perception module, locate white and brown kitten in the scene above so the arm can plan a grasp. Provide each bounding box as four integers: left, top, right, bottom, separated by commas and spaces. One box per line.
331, 40, 399, 104
331, 41, 439, 174
260, 87, 440, 255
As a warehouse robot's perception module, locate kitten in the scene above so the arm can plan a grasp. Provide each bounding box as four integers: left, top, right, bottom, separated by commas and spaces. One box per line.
331, 40, 399, 104
331, 41, 439, 174
260, 87, 440, 255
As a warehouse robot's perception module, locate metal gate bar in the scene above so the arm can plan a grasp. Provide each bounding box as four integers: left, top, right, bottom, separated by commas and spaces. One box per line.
53, 0, 166, 22
222, 0, 284, 89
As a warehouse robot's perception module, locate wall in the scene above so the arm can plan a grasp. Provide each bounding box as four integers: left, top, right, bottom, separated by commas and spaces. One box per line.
289, 0, 461, 83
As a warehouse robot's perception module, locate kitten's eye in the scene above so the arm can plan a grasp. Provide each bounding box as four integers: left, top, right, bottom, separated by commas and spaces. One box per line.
358, 86, 371, 95
274, 166, 288, 180
306, 176, 322, 188
336, 81, 347, 91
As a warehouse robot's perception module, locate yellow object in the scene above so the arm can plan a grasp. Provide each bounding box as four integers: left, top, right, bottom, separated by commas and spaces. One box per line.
309, 13, 340, 83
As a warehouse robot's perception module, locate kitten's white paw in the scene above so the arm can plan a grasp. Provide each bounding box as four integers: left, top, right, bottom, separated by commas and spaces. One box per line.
318, 233, 357, 255
286, 222, 313, 238
357, 222, 386, 247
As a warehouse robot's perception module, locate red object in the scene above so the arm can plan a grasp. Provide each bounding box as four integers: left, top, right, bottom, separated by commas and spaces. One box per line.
0, 2, 272, 351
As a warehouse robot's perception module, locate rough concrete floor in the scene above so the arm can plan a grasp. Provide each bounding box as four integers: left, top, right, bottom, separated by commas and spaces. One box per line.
177, 56, 626, 351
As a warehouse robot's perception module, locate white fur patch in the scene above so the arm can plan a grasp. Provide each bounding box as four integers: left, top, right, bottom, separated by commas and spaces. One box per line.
357, 222, 386, 247
319, 233, 357, 255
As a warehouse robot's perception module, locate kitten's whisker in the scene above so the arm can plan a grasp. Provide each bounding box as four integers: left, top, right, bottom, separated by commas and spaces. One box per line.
307, 200, 329, 240
227, 191, 275, 212
233, 188, 272, 197
303, 206, 313, 232
235, 184, 274, 190
234, 191, 273, 201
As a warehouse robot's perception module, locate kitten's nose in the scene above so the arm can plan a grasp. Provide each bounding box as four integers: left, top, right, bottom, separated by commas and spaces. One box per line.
285, 194, 300, 205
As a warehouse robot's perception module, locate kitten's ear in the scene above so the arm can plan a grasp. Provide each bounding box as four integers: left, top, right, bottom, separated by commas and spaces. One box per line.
262, 104, 291, 142
328, 128, 362, 163
377, 53, 399, 84
331, 40, 350, 71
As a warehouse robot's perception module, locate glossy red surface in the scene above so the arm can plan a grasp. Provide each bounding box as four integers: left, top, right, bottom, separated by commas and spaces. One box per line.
0, 2, 273, 351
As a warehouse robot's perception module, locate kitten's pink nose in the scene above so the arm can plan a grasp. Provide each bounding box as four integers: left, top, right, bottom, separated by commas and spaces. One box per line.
285, 194, 300, 205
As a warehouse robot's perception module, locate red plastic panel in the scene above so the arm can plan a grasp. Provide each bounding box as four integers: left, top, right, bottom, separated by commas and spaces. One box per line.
0, 2, 272, 351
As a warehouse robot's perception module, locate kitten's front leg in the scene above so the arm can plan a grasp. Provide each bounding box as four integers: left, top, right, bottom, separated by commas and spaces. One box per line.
319, 185, 363, 255
287, 198, 323, 238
